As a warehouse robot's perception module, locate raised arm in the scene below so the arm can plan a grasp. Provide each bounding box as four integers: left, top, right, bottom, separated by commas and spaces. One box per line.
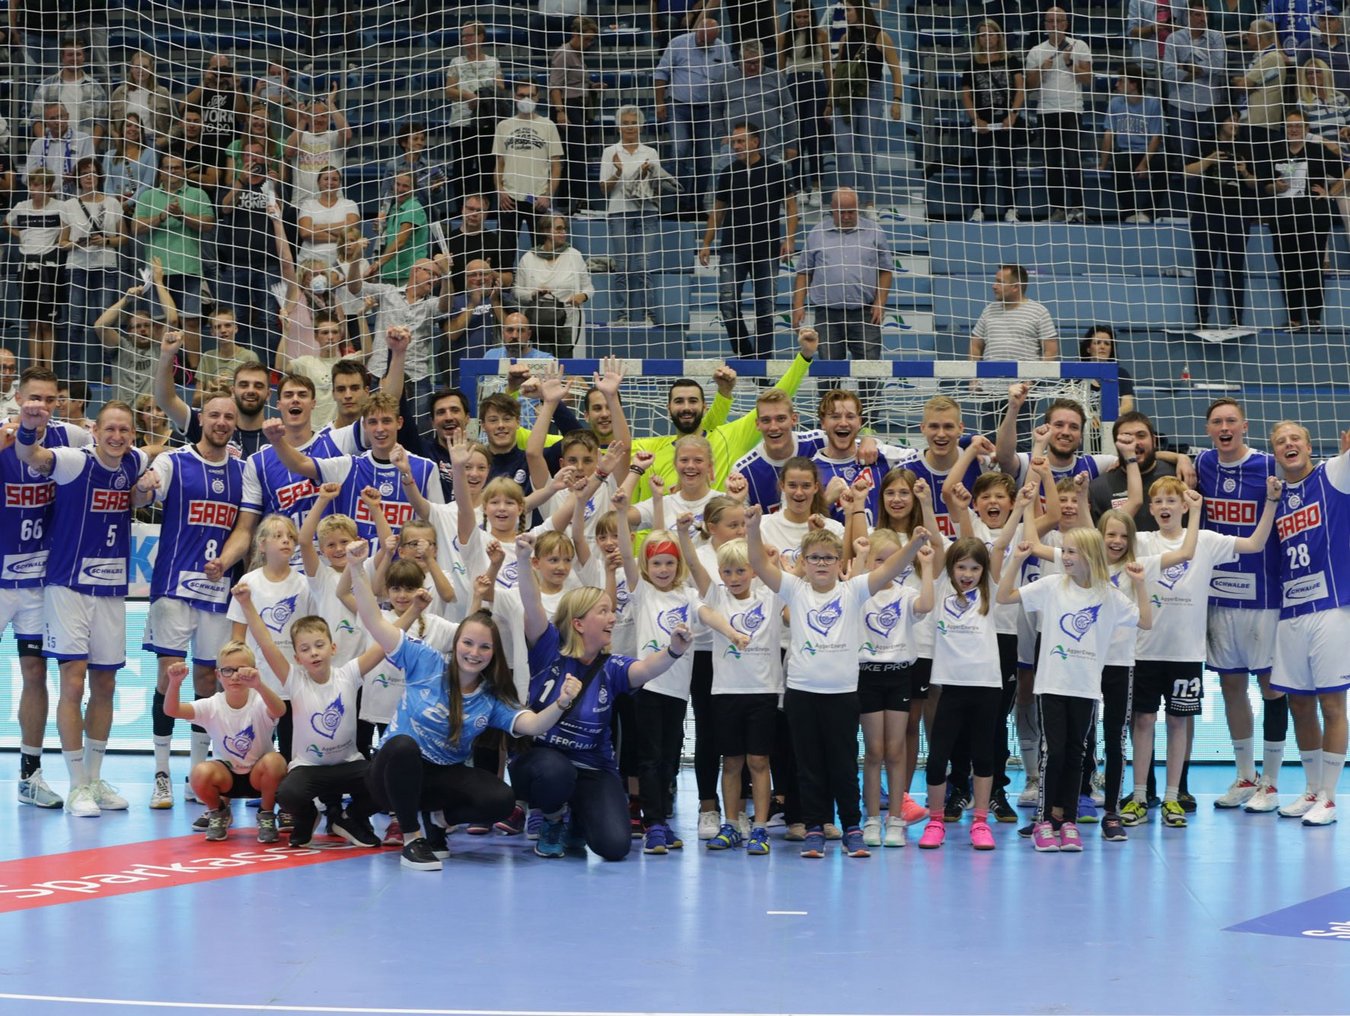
627, 623, 694, 687
995, 540, 1035, 605
261, 417, 321, 481
745, 504, 783, 593
994, 383, 1029, 476
913, 543, 937, 615
152, 329, 193, 432
298, 482, 341, 577
593, 356, 632, 454
1160, 487, 1205, 568
161, 660, 198, 721
12, 402, 56, 475
1114, 432, 1145, 519
390, 444, 432, 520
449, 433, 478, 547
526, 363, 565, 493
1234, 476, 1283, 555
868, 527, 930, 597
613, 487, 641, 591
676, 512, 713, 596
230, 582, 293, 683
513, 533, 549, 646
345, 540, 407, 654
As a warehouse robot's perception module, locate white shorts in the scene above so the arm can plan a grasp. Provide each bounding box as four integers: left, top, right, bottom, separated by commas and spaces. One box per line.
142, 597, 234, 665
1206, 606, 1278, 675
44, 586, 127, 670
0, 587, 44, 640
1273, 610, 1350, 696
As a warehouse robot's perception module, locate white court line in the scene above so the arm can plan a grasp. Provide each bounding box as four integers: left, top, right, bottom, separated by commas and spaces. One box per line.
0, 996, 867, 1016
765, 910, 808, 915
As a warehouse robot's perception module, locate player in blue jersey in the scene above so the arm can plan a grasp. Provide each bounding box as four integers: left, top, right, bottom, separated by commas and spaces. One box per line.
730, 388, 827, 513
143, 394, 247, 809
154, 331, 270, 458
810, 388, 917, 526
264, 390, 443, 549
1269, 420, 1347, 827
1197, 398, 1289, 812
907, 396, 991, 539
14, 399, 157, 817
2, 367, 92, 809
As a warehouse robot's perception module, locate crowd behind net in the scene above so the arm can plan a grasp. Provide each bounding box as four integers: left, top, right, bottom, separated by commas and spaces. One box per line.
3, 0, 1349, 453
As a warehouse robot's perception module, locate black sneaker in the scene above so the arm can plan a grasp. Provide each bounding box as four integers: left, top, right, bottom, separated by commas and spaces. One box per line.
192, 810, 211, 831
330, 814, 380, 848
1101, 813, 1128, 842
990, 790, 1017, 824
424, 822, 450, 859
1178, 791, 1197, 814
943, 794, 968, 822
400, 837, 443, 871
1017, 821, 1034, 838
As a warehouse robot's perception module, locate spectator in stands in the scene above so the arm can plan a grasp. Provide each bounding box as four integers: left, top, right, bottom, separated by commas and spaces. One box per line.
1233, 19, 1289, 170
95, 267, 176, 406
285, 313, 349, 428
380, 121, 448, 227
779, 0, 832, 208
1262, 110, 1345, 329
226, 103, 287, 190
9, 0, 73, 78
0, 347, 16, 414
718, 41, 799, 168
110, 50, 172, 145
1098, 67, 1164, 223
1184, 111, 1258, 325
276, 214, 352, 372
828, 0, 903, 217
792, 186, 892, 366
217, 140, 284, 358
64, 157, 124, 384
56, 379, 93, 429
654, 15, 734, 215
5, 169, 69, 368
104, 113, 158, 214
30, 36, 106, 148
493, 81, 564, 249
1081, 325, 1136, 419
299, 166, 360, 268
252, 60, 301, 137
515, 213, 594, 358
445, 21, 507, 208
550, 17, 602, 214
968, 263, 1059, 435
133, 392, 174, 457
1027, 7, 1092, 223
133, 152, 215, 369
445, 193, 516, 293
24, 102, 94, 198
533, 0, 587, 55
167, 106, 222, 199
1162, 4, 1229, 158
700, 122, 796, 359
1296, 58, 1350, 139
1126, 0, 1173, 73
286, 90, 351, 209
184, 53, 249, 168
652, 0, 712, 46
373, 171, 430, 285
198, 308, 260, 391
1266, 0, 1328, 52
446, 259, 504, 385
961, 19, 1026, 224
600, 106, 664, 327
1298, 9, 1350, 91
1088, 413, 1178, 532
487, 312, 554, 362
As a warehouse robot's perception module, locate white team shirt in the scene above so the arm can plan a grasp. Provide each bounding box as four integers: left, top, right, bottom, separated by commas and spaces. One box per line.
703, 582, 785, 694
1019, 573, 1139, 699
226, 566, 312, 697
286, 660, 365, 769
629, 581, 701, 699
859, 580, 925, 665
635, 488, 720, 531
759, 511, 844, 571
306, 563, 367, 666
1135, 529, 1239, 662
192, 689, 279, 773
929, 575, 1002, 688
777, 572, 873, 693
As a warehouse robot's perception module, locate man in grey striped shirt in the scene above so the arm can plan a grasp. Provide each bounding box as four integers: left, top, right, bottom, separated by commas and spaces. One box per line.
969, 263, 1058, 435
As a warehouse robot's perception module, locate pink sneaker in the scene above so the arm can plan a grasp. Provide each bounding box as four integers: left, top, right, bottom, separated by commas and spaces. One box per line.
1058, 822, 1083, 851
970, 820, 996, 851
917, 819, 946, 849
1031, 821, 1060, 852
900, 793, 930, 826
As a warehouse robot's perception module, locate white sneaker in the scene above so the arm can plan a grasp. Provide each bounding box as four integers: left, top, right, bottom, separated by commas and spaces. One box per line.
1049, 208, 1067, 222
884, 815, 907, 848
1215, 776, 1260, 809
150, 772, 174, 810
697, 809, 721, 840
968, 208, 986, 223
1068, 208, 1087, 223
1244, 778, 1280, 813
1018, 781, 1040, 807
18, 769, 63, 809
1278, 790, 1320, 818
90, 779, 128, 810
1124, 212, 1151, 224
1302, 794, 1338, 826
636, 314, 657, 328
65, 783, 101, 818
862, 815, 883, 847
823, 822, 843, 840
1003, 209, 1021, 223
736, 813, 751, 839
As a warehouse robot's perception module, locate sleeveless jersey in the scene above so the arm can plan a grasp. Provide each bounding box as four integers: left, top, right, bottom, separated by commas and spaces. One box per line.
46, 446, 149, 596
240, 429, 344, 528
1196, 448, 1280, 609
908, 456, 988, 538
315, 450, 438, 548
0, 421, 88, 588
1275, 454, 1350, 619
732, 430, 827, 513
150, 446, 247, 612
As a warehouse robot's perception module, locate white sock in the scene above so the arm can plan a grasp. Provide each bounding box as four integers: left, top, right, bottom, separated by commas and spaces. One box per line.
63, 748, 87, 788
1320, 751, 1345, 803
1300, 749, 1322, 796
153, 734, 172, 775
1164, 785, 1179, 804
1262, 740, 1286, 783
190, 729, 211, 769
84, 739, 108, 783
1233, 737, 1256, 782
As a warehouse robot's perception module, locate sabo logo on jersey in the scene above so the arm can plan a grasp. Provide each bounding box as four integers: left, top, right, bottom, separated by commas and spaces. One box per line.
1058, 605, 1101, 642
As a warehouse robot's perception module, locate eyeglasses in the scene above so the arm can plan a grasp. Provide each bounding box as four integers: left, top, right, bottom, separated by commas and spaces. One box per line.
803, 554, 840, 565
218, 667, 240, 678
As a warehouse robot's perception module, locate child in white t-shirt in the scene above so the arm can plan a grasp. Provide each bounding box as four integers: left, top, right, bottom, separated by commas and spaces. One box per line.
297, 489, 366, 666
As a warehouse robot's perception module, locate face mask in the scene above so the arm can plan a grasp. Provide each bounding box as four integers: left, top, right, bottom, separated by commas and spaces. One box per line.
517, 98, 536, 115
309, 274, 330, 295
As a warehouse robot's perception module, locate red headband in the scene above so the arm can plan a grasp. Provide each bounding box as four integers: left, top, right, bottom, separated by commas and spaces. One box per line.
645, 540, 680, 561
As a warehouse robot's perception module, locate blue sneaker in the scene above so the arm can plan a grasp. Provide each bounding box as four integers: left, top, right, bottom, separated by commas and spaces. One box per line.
842, 826, 871, 857
707, 822, 742, 850
525, 809, 545, 840
746, 826, 770, 855
1076, 795, 1099, 824
643, 824, 668, 855
800, 826, 826, 858
533, 818, 566, 858
663, 824, 684, 850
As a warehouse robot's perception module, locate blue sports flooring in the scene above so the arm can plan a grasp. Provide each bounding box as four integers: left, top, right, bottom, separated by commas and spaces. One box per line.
0, 755, 1346, 1016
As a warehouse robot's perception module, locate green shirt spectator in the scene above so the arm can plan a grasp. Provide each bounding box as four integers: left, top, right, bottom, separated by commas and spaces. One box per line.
376, 173, 429, 285
134, 157, 214, 278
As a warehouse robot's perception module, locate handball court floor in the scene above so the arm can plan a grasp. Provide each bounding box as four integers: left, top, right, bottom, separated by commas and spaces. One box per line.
0, 757, 1346, 1016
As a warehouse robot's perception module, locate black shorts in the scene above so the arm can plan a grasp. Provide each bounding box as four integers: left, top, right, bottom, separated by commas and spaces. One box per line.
206, 760, 259, 798
858, 660, 915, 713
712, 692, 778, 758
909, 656, 932, 701
19, 257, 65, 323
1132, 660, 1204, 717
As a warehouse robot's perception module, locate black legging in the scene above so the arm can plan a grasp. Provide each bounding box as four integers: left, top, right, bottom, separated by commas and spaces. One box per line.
508, 746, 631, 861
1037, 693, 1096, 823
1271, 199, 1331, 325
367, 734, 514, 834
1189, 198, 1249, 326
947, 633, 1018, 794
634, 688, 686, 825
926, 684, 1005, 787
277, 759, 374, 836
784, 687, 862, 830
1098, 665, 1132, 814
689, 650, 720, 804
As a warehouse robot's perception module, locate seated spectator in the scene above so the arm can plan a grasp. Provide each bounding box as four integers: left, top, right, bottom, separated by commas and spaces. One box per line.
549, 17, 603, 213
961, 19, 1025, 223
446, 258, 505, 385
1298, 10, 1350, 93
1097, 68, 1163, 223
226, 103, 288, 191
197, 307, 261, 392
514, 213, 594, 358
445, 20, 507, 207
286, 88, 351, 208
380, 121, 448, 226
486, 311, 554, 361
110, 50, 173, 144
1162, 4, 1227, 159
30, 36, 107, 147
599, 106, 665, 327
493, 80, 564, 249
444, 193, 516, 292
1183, 111, 1258, 325
95, 267, 177, 406
373, 171, 430, 285
718, 40, 799, 167
24, 102, 94, 197
5, 169, 70, 368
1081, 325, 1136, 424
64, 157, 124, 384
103, 113, 158, 212
1297, 57, 1350, 140
299, 165, 360, 267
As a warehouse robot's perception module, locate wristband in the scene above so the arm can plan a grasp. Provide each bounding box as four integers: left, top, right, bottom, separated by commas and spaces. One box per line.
15, 425, 37, 445
594, 468, 610, 481
666, 646, 684, 660
629, 465, 646, 476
